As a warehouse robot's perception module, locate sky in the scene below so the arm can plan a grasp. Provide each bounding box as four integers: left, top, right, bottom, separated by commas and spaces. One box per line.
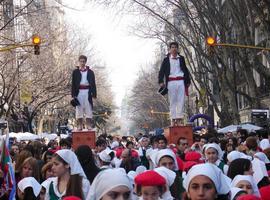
62, 0, 158, 107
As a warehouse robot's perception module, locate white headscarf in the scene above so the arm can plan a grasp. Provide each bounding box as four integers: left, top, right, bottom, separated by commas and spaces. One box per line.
18, 177, 42, 197
152, 149, 179, 170
260, 139, 270, 150
110, 141, 119, 149
230, 187, 246, 200
87, 168, 132, 200
252, 157, 268, 184
183, 163, 231, 195
227, 151, 252, 163
254, 152, 270, 164
56, 149, 86, 178
204, 143, 224, 160
98, 148, 114, 163
231, 175, 260, 197
154, 166, 176, 187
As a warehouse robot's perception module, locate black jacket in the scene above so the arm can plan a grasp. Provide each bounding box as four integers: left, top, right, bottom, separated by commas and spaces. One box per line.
158, 54, 191, 87
71, 67, 96, 107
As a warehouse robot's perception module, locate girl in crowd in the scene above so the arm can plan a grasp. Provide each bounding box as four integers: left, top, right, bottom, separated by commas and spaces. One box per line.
87, 168, 133, 200
98, 148, 115, 170
183, 163, 231, 200
41, 162, 54, 181
16, 157, 40, 183
134, 170, 167, 200
204, 143, 228, 173
227, 158, 254, 180
44, 149, 90, 200
229, 187, 247, 200
75, 145, 100, 183
231, 175, 261, 197
17, 177, 42, 200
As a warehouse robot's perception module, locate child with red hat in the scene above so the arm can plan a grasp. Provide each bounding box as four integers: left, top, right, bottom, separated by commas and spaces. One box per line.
134, 170, 167, 200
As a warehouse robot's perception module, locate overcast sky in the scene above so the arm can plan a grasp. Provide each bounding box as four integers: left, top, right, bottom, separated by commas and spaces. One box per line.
63, 1, 158, 107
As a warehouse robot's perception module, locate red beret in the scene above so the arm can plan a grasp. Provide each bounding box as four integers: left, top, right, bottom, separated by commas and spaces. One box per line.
185, 151, 201, 161
237, 195, 261, 200
183, 161, 198, 172
135, 170, 166, 186
63, 196, 81, 200
176, 156, 184, 171
260, 185, 270, 200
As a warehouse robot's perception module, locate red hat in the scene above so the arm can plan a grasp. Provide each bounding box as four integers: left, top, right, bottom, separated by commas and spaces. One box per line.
260, 185, 270, 200
183, 161, 198, 172
176, 156, 184, 171
135, 170, 166, 186
237, 194, 261, 200
63, 196, 81, 200
185, 151, 201, 161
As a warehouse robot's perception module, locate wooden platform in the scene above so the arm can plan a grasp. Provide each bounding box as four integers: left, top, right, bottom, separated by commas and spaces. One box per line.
72, 130, 96, 150
164, 125, 193, 146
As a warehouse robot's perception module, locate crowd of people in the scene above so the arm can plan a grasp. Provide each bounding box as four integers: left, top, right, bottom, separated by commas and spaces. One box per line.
1, 128, 270, 200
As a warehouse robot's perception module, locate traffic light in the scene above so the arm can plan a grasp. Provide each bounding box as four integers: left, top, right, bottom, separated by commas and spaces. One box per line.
206, 37, 216, 55
32, 35, 41, 55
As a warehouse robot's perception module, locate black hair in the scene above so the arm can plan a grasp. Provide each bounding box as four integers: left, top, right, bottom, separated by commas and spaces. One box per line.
257, 176, 270, 188
59, 139, 71, 148
126, 141, 134, 147
78, 55, 87, 61
75, 145, 100, 183
227, 158, 252, 179
177, 137, 187, 145
95, 138, 107, 147
156, 135, 168, 144
23, 187, 39, 200
169, 42, 179, 49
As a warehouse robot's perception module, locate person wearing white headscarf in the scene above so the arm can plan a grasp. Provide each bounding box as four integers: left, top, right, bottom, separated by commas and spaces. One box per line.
251, 157, 269, 185
204, 143, 228, 174
17, 177, 42, 200
229, 187, 247, 200
44, 149, 90, 200
183, 163, 231, 200
87, 168, 133, 200
151, 148, 184, 199
154, 167, 176, 200
231, 175, 260, 197
227, 151, 252, 164
98, 148, 115, 170
260, 139, 270, 151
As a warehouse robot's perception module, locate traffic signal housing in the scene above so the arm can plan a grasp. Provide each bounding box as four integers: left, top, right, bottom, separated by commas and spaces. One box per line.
32, 35, 41, 55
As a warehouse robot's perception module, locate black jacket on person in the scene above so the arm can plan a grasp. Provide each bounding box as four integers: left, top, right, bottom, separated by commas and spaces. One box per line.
158, 54, 191, 87
71, 67, 97, 107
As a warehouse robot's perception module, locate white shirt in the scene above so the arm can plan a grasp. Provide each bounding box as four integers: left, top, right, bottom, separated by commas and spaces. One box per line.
169, 54, 184, 77
80, 70, 89, 85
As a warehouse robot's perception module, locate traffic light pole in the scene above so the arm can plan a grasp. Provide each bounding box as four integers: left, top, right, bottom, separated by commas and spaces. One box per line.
213, 43, 270, 51
0, 44, 34, 52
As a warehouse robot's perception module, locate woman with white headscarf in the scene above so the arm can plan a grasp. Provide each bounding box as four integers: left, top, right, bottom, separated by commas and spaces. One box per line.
183, 163, 231, 200
231, 175, 261, 197
44, 149, 90, 200
204, 143, 228, 173
17, 177, 42, 200
87, 168, 133, 200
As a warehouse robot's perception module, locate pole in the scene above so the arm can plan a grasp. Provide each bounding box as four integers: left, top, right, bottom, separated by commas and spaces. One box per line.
213, 43, 270, 51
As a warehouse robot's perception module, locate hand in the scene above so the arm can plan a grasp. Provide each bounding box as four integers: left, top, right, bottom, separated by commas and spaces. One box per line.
159, 83, 165, 87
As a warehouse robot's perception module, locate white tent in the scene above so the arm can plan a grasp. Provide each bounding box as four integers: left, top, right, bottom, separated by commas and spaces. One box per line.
218, 123, 263, 133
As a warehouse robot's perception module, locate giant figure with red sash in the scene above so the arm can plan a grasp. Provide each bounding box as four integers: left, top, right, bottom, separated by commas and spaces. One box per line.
71, 55, 97, 130
158, 42, 191, 126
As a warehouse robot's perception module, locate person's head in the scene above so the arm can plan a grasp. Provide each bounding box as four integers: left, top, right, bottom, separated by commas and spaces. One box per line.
155, 135, 167, 150
11, 144, 20, 155
59, 139, 71, 149
227, 158, 253, 179
230, 187, 247, 200
98, 149, 115, 167
156, 149, 178, 171
140, 136, 149, 148
177, 137, 189, 152
204, 143, 222, 163
15, 150, 32, 173
17, 177, 41, 200
42, 149, 54, 163
78, 55, 87, 67
20, 157, 40, 181
41, 162, 54, 180
121, 149, 131, 162
246, 137, 258, 151
89, 168, 132, 200
96, 139, 107, 152
169, 42, 179, 56
231, 175, 260, 197
226, 143, 234, 153
126, 141, 134, 149
183, 163, 230, 200
135, 170, 167, 200
199, 137, 207, 147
